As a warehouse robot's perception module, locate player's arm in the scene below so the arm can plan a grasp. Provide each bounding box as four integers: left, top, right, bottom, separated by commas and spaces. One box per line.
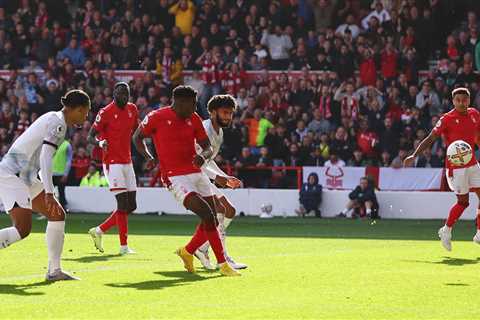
204, 161, 242, 189
87, 120, 108, 151
194, 138, 214, 168
403, 130, 439, 167
132, 125, 156, 169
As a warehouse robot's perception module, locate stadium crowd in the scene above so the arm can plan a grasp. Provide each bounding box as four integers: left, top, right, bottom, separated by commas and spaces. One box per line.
0, 0, 479, 188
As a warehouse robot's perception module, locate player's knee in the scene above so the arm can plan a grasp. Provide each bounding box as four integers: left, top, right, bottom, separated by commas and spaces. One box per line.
202, 215, 217, 231
15, 224, 31, 239
129, 201, 137, 213
458, 200, 470, 207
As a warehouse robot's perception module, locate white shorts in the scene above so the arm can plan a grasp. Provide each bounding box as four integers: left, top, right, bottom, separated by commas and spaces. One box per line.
168, 172, 214, 205
103, 163, 137, 194
0, 169, 44, 212
446, 164, 480, 194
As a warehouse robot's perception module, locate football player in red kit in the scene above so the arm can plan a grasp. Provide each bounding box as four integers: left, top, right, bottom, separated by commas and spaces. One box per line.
133, 85, 240, 276
87, 82, 150, 254
404, 87, 480, 251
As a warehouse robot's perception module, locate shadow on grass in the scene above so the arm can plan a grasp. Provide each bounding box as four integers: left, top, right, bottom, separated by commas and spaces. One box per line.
0, 280, 53, 296
404, 256, 480, 266
63, 253, 154, 263
105, 270, 221, 291
445, 283, 470, 286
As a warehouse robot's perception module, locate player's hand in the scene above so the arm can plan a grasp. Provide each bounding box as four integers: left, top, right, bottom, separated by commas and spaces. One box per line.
99, 139, 108, 151
44, 193, 64, 217
226, 176, 242, 189
214, 175, 228, 187
145, 157, 157, 170
403, 155, 415, 167
193, 155, 205, 168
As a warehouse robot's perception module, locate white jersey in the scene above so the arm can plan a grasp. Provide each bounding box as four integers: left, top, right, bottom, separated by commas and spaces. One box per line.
195, 119, 227, 179
0, 111, 66, 186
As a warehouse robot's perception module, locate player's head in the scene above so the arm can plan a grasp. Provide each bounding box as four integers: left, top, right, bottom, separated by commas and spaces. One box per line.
207, 94, 236, 128
61, 89, 91, 126
113, 82, 130, 107
172, 85, 197, 119
452, 87, 470, 112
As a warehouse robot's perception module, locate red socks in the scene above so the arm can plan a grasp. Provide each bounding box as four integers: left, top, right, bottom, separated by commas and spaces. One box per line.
99, 211, 118, 232
203, 222, 226, 264
185, 222, 226, 263
185, 224, 207, 254
116, 210, 128, 246
446, 203, 468, 227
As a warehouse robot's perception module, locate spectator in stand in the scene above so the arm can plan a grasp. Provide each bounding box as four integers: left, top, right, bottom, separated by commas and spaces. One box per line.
416, 81, 442, 116
235, 147, 258, 187
80, 164, 108, 187
156, 47, 183, 87
52, 139, 73, 210
71, 146, 90, 186
56, 36, 85, 68
391, 148, 408, 168
336, 14, 360, 39
361, 2, 391, 30
260, 25, 293, 70
169, 0, 196, 36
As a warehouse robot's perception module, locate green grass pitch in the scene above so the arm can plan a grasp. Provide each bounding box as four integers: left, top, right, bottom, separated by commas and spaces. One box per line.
1, 213, 480, 319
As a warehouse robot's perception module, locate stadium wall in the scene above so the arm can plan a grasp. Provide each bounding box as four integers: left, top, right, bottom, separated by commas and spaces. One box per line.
65, 187, 478, 220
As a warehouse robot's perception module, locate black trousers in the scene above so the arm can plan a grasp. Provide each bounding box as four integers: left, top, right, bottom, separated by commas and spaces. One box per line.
52, 176, 67, 208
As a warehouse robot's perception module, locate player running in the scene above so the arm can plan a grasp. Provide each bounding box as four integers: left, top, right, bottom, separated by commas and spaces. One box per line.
133, 85, 240, 276
193, 94, 247, 270
87, 82, 145, 255
0, 89, 90, 281
404, 87, 480, 251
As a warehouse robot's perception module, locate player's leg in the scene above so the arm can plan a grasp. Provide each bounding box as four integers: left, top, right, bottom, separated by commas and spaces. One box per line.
0, 174, 36, 248
0, 207, 31, 249
365, 201, 373, 218
217, 196, 247, 269
194, 196, 222, 270
32, 189, 78, 281
468, 165, 480, 243
439, 168, 470, 251
89, 164, 126, 253
117, 163, 138, 254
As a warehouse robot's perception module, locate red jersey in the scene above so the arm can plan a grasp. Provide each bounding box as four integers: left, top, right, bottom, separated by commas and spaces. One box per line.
140, 107, 208, 177
93, 102, 139, 164
433, 108, 480, 169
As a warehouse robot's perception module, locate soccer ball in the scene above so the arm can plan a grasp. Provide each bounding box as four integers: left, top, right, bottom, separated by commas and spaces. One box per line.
447, 140, 473, 167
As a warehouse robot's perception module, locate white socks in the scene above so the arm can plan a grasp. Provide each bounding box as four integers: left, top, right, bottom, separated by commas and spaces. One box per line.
366, 208, 372, 215
0, 226, 21, 249
95, 226, 104, 235
46, 221, 65, 274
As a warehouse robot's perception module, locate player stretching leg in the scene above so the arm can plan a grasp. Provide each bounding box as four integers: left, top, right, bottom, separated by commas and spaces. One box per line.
193, 95, 247, 270
404, 87, 480, 251
133, 85, 240, 276
0, 90, 90, 280
87, 82, 140, 255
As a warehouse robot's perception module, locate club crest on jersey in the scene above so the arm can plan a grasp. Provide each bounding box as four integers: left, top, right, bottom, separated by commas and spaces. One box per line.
186, 119, 192, 126
56, 125, 63, 133
142, 115, 149, 125
455, 119, 459, 124
114, 114, 118, 119
95, 114, 101, 122
167, 120, 172, 125
128, 111, 132, 118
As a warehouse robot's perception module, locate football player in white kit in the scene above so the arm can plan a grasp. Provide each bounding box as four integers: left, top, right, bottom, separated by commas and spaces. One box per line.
0, 89, 90, 281
194, 94, 248, 270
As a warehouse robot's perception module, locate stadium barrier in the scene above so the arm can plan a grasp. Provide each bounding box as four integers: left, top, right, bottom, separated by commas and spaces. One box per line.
64, 187, 478, 220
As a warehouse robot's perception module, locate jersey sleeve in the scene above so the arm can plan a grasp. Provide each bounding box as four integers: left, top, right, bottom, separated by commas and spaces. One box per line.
92, 109, 107, 134
140, 111, 157, 136
44, 115, 66, 148
432, 115, 447, 136
192, 113, 208, 141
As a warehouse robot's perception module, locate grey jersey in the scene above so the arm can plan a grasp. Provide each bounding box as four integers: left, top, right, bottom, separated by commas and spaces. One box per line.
195, 119, 227, 179
0, 111, 66, 185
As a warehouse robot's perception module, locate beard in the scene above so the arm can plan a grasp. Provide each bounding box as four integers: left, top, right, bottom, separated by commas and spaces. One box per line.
216, 114, 231, 128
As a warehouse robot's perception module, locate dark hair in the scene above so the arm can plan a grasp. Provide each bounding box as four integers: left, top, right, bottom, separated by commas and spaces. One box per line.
207, 94, 237, 112
61, 89, 90, 108
114, 81, 129, 90
172, 85, 197, 99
